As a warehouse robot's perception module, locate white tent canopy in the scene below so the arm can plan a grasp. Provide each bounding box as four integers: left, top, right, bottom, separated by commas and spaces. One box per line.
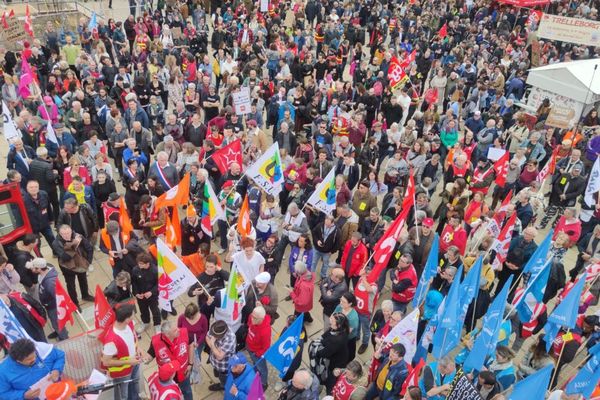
526, 58, 600, 104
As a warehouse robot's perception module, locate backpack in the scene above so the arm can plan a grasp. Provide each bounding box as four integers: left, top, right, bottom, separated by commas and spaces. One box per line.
9, 292, 47, 328
308, 338, 329, 384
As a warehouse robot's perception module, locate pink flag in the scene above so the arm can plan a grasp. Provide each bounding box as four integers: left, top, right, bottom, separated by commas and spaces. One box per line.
18, 58, 33, 98
248, 373, 265, 400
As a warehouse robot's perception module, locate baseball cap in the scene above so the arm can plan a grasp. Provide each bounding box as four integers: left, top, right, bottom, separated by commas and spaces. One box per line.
228, 352, 248, 369
158, 360, 180, 381
422, 218, 434, 228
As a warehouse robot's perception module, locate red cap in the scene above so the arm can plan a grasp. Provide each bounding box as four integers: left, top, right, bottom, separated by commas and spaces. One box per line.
422, 217, 434, 228
222, 180, 235, 190
158, 360, 181, 381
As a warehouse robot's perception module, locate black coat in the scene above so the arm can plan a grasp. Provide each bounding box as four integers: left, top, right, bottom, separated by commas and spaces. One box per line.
10, 247, 35, 288
56, 204, 98, 238
315, 330, 349, 371
312, 222, 340, 254
28, 158, 57, 194
22, 190, 53, 231
335, 159, 360, 191
131, 264, 158, 296
549, 173, 586, 207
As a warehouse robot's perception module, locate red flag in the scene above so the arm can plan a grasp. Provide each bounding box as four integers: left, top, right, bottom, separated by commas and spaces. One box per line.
94, 285, 115, 331
388, 56, 409, 91
491, 212, 518, 270
437, 23, 448, 39
493, 151, 509, 187
367, 199, 413, 283
56, 279, 78, 330
211, 140, 243, 174
401, 359, 425, 395
400, 50, 417, 70
9, 9, 15, 18
527, 10, 543, 28
1, 12, 7, 29
487, 190, 513, 237
237, 196, 252, 237
24, 5, 34, 37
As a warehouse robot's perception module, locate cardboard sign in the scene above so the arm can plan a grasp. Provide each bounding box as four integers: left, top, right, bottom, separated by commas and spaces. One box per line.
232, 87, 252, 115
0, 17, 29, 50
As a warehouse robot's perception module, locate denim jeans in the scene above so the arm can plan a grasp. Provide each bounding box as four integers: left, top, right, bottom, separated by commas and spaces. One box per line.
357, 313, 371, 346
312, 250, 331, 279
47, 307, 69, 340
113, 364, 140, 400
249, 351, 268, 387
178, 376, 193, 400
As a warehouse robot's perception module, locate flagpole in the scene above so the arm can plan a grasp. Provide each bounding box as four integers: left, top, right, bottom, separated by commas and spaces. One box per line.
549, 327, 570, 388
76, 310, 92, 332
551, 351, 590, 391
500, 257, 553, 325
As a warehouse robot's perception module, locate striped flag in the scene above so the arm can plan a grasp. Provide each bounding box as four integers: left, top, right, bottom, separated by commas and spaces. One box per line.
201, 181, 226, 237
222, 264, 243, 320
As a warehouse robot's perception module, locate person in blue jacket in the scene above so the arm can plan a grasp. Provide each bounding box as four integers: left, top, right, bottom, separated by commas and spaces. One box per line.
0, 338, 66, 400
224, 352, 256, 400
365, 343, 409, 400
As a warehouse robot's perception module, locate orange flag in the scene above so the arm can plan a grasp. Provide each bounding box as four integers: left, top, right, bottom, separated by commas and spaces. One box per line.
56, 279, 78, 330
166, 207, 182, 247
155, 173, 190, 210
119, 198, 134, 243
237, 196, 252, 237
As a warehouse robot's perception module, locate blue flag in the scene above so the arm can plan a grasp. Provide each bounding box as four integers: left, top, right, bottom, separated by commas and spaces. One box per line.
432, 266, 463, 359
88, 12, 98, 31
565, 342, 600, 398
516, 256, 552, 323
463, 276, 513, 372
413, 234, 439, 308
543, 273, 587, 351
508, 364, 553, 400
264, 313, 304, 378
0, 296, 53, 359
522, 230, 553, 275
459, 257, 482, 320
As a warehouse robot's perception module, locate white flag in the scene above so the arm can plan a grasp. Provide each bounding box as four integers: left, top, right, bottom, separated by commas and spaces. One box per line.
584, 157, 600, 207
156, 238, 198, 302
2, 101, 22, 142
306, 168, 337, 214
245, 143, 284, 195
46, 120, 58, 145
384, 308, 420, 364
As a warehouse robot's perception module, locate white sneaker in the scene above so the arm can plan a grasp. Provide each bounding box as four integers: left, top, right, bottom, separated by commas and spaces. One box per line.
135, 323, 147, 334
88, 265, 95, 272
153, 325, 161, 335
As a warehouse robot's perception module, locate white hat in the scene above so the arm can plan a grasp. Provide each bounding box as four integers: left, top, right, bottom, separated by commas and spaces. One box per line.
255, 272, 271, 284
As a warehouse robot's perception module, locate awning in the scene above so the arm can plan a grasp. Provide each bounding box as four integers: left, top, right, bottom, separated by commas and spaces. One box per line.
497, 0, 550, 8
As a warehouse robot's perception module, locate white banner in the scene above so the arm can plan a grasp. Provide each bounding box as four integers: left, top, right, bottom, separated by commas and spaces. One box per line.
157, 238, 197, 302
585, 157, 600, 207
246, 142, 284, 195
383, 308, 419, 364
306, 168, 337, 214
232, 87, 252, 115
538, 14, 600, 47
526, 87, 584, 129
2, 101, 22, 142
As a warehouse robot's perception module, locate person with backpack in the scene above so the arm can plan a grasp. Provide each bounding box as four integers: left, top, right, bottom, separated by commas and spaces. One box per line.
0, 291, 48, 343
29, 258, 69, 340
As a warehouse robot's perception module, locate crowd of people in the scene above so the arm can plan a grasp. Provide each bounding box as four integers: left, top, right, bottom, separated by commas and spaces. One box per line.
1, 0, 600, 398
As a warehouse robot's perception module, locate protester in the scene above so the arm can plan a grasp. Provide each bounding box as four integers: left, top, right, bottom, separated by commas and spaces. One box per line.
3, 2, 600, 398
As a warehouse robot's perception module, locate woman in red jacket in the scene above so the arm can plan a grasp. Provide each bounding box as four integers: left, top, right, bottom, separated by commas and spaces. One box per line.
287, 261, 315, 323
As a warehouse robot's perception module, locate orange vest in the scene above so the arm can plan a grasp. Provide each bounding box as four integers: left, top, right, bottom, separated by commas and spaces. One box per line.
101, 228, 129, 267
